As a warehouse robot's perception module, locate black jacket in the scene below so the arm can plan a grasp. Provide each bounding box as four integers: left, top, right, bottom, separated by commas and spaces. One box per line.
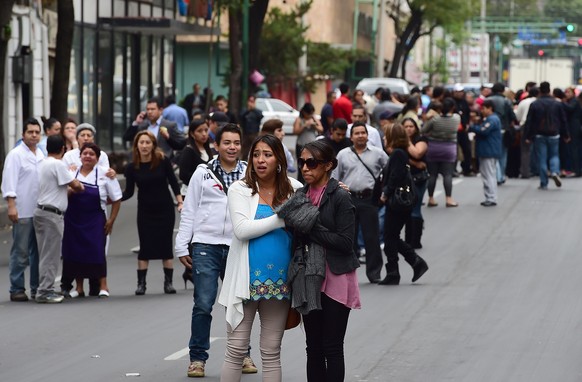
300, 178, 360, 275
383, 148, 408, 198
524, 95, 569, 140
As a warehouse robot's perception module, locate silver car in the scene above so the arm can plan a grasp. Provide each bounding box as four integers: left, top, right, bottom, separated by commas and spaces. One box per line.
255, 98, 300, 135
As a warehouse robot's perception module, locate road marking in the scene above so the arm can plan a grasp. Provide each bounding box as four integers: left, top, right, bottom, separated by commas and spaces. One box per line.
164, 337, 226, 361
432, 178, 463, 197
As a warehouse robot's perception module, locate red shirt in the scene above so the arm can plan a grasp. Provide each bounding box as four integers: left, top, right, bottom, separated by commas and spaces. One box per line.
333, 94, 353, 123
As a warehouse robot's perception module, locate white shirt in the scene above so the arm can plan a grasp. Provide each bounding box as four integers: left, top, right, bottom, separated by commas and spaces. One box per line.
37, 157, 75, 212
147, 116, 163, 138
74, 166, 122, 212
1, 143, 45, 218
63, 148, 110, 169
346, 123, 383, 149
516, 97, 536, 128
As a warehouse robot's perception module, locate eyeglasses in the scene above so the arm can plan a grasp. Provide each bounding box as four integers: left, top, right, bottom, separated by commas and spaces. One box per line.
298, 158, 326, 169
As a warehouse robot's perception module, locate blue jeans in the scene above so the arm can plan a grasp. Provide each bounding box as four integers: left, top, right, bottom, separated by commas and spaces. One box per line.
411, 180, 428, 219
496, 146, 508, 183
189, 243, 229, 362
534, 135, 560, 187
9, 218, 39, 294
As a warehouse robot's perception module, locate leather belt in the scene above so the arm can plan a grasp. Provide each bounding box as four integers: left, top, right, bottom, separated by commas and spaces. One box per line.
352, 189, 373, 199
37, 204, 64, 216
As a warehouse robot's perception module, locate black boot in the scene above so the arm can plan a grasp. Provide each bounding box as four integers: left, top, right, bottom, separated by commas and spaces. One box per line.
163, 268, 176, 294
378, 262, 400, 285
406, 255, 429, 283
135, 269, 147, 295
182, 268, 193, 289
410, 217, 424, 249
404, 218, 414, 247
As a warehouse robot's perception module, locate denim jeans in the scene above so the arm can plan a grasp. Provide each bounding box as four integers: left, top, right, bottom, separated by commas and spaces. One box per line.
496, 146, 508, 183
9, 218, 39, 294
534, 135, 560, 187
411, 180, 428, 219
189, 243, 229, 362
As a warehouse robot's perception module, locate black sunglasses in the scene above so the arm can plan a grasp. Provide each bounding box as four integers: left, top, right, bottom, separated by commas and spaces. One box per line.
298, 158, 326, 169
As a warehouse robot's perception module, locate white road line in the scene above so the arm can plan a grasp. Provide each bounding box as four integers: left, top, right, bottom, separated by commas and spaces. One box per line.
433, 178, 463, 197
164, 337, 226, 361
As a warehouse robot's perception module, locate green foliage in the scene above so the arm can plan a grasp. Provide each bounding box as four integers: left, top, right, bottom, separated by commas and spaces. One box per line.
487, 0, 540, 18
306, 43, 370, 78
544, 0, 582, 23
258, 4, 309, 79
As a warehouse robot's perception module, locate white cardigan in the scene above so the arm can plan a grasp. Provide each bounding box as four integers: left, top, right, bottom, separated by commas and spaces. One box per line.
218, 177, 303, 332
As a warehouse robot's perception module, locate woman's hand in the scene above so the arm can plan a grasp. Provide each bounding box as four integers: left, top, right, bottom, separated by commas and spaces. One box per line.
177, 201, 184, 213
105, 168, 117, 179
338, 181, 350, 194
380, 193, 387, 204
104, 219, 115, 235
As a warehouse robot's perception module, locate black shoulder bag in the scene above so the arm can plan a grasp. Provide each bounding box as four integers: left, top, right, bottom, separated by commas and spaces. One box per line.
388, 164, 417, 212
350, 147, 383, 206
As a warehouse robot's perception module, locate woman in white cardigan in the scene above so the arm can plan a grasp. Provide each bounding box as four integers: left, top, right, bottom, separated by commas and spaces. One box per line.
219, 134, 302, 382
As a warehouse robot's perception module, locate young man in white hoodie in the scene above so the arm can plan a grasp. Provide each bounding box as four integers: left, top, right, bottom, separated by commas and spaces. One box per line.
175, 124, 256, 378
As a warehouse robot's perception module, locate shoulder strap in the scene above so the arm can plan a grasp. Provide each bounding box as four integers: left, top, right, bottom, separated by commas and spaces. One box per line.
350, 147, 377, 182
203, 162, 229, 195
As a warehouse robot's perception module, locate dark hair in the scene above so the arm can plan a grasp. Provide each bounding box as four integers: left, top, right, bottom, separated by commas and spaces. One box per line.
492, 83, 505, 94
41, 117, 59, 134
380, 89, 392, 101
332, 118, 348, 131
261, 119, 284, 135
421, 85, 431, 95
401, 96, 419, 116
552, 88, 565, 99
427, 101, 443, 114
215, 123, 242, 145
432, 86, 445, 99
351, 121, 368, 135
46, 135, 65, 154
187, 119, 211, 153
302, 140, 338, 177
132, 130, 163, 170
300, 103, 315, 117
23, 117, 41, 134
215, 95, 227, 103
147, 97, 163, 108
247, 95, 256, 101
80, 142, 101, 159
442, 97, 456, 115
525, 81, 537, 90
352, 104, 366, 113
339, 82, 350, 94
401, 117, 420, 139
386, 123, 410, 150
539, 82, 551, 95
164, 94, 176, 106
482, 99, 495, 111
327, 91, 336, 99
529, 87, 540, 98
243, 134, 293, 207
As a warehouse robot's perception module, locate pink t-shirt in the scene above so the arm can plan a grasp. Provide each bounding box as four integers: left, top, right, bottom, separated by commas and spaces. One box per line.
306, 184, 361, 310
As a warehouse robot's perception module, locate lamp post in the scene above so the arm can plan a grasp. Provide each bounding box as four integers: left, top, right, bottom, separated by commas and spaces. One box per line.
242, 0, 249, 104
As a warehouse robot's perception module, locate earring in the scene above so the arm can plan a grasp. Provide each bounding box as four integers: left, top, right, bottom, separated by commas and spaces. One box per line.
277, 164, 282, 173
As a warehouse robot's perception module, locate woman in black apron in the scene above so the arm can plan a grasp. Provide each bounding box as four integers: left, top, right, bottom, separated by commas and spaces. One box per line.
123, 131, 183, 295
62, 143, 122, 297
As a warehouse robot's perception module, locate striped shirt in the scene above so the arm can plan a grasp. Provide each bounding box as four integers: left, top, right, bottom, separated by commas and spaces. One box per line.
211, 158, 247, 188
421, 114, 459, 143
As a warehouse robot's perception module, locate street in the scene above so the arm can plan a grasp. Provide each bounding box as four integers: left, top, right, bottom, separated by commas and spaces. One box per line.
1, 176, 582, 382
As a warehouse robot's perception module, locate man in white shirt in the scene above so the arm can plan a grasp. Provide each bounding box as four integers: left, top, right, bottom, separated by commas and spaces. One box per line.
516, 87, 539, 178
347, 104, 383, 149
1, 118, 45, 301
34, 135, 84, 303
175, 124, 256, 377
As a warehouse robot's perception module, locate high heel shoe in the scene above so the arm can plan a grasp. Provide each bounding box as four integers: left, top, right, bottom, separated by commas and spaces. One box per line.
182, 268, 193, 289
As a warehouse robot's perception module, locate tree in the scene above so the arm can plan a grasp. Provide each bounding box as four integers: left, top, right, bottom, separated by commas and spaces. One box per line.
544, 0, 582, 23
0, 0, 16, 181
50, 0, 74, 123
386, 0, 477, 79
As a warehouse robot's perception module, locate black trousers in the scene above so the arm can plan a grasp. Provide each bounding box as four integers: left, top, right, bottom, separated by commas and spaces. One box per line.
303, 293, 351, 382
458, 130, 473, 173
351, 195, 383, 281
384, 207, 416, 265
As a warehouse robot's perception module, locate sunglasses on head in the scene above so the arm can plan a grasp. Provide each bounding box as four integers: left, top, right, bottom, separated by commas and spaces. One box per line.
298, 158, 326, 169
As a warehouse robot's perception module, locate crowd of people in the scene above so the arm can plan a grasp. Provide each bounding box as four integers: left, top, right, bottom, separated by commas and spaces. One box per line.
1, 77, 576, 381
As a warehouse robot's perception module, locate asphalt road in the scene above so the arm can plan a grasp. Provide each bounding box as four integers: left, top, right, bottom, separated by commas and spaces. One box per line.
1, 176, 582, 382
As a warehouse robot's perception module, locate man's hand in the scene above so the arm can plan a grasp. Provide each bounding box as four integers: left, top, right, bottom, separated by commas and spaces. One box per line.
160, 126, 170, 140
134, 111, 145, 125
7, 205, 18, 223
179, 256, 193, 270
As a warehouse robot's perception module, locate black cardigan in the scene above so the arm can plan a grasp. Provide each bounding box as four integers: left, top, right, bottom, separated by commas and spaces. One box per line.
383, 148, 408, 198
300, 178, 360, 275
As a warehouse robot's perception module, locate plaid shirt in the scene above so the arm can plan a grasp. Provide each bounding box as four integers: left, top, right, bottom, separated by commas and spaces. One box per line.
212, 158, 247, 188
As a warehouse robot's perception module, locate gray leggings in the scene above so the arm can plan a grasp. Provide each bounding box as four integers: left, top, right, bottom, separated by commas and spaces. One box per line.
427, 161, 455, 197
221, 299, 289, 382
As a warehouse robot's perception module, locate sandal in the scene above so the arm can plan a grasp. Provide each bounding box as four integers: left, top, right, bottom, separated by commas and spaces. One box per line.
427, 202, 438, 207
446, 202, 459, 207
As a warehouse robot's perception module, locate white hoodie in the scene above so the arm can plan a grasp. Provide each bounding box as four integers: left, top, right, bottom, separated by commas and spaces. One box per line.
174, 159, 247, 258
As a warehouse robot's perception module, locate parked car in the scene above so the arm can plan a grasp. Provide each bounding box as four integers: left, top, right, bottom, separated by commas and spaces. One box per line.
444, 83, 493, 96
255, 98, 300, 135
356, 77, 411, 97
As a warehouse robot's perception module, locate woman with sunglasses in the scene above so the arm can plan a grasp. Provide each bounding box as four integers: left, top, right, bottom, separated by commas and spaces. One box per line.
290, 140, 361, 381
219, 134, 303, 382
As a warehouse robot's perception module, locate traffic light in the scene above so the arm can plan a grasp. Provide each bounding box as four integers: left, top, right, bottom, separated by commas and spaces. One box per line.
558, 24, 576, 33
578, 38, 582, 47
538, 49, 545, 57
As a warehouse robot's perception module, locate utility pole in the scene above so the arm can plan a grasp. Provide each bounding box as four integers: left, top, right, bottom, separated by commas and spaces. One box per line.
376, 0, 386, 77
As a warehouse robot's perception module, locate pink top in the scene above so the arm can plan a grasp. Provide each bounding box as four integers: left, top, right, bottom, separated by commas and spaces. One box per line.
306, 183, 361, 310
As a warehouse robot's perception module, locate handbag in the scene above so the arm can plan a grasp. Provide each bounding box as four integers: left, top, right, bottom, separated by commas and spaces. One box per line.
350, 147, 384, 206
411, 169, 429, 184
285, 307, 301, 330
388, 165, 417, 212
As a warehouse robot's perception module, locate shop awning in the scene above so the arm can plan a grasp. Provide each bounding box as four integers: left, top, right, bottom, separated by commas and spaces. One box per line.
98, 17, 214, 36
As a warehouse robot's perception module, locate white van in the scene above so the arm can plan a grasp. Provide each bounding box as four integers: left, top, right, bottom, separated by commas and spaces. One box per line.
356, 77, 411, 96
